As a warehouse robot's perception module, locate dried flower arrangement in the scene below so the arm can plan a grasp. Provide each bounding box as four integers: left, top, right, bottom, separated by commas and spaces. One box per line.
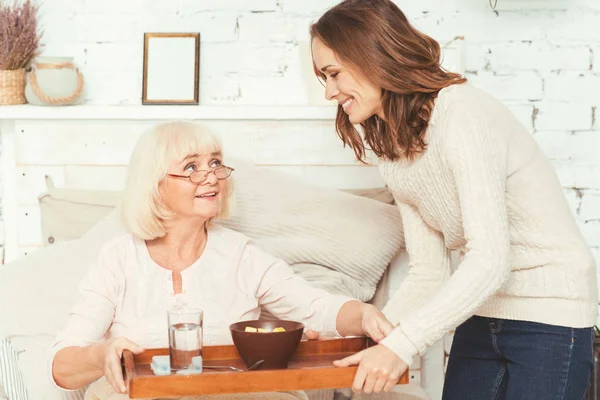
0, 0, 41, 70
0, 0, 42, 104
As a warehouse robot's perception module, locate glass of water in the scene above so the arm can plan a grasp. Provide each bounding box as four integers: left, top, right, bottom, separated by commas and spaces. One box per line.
168, 308, 203, 372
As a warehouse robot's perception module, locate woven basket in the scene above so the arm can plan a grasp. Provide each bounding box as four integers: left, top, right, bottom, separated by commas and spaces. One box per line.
0, 68, 27, 105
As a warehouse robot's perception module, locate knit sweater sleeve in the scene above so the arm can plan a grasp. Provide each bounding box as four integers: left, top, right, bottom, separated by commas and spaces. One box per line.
381, 201, 451, 328
380, 105, 511, 365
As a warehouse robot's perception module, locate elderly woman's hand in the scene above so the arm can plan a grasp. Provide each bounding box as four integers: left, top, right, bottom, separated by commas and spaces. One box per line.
101, 337, 145, 394
304, 329, 321, 340
333, 344, 407, 394
361, 304, 394, 343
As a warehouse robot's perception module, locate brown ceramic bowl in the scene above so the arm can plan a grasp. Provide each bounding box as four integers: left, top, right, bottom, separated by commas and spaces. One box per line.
229, 320, 304, 370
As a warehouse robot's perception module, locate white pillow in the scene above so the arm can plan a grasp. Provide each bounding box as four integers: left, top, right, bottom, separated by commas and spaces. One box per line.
38, 187, 121, 245
217, 159, 404, 301
0, 212, 125, 339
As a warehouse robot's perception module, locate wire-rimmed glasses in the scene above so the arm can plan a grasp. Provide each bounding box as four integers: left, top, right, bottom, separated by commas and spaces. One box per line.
167, 165, 234, 184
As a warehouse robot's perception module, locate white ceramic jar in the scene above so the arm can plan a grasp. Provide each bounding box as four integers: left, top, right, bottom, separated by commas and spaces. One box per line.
25, 56, 85, 106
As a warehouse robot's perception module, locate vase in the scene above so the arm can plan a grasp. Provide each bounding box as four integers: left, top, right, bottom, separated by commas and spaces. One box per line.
0, 68, 27, 105
25, 57, 85, 106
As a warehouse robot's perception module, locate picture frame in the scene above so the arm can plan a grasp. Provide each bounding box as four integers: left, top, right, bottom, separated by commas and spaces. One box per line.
142, 32, 200, 105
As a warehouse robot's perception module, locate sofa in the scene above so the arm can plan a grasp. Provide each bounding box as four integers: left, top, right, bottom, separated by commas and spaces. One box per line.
0, 160, 446, 400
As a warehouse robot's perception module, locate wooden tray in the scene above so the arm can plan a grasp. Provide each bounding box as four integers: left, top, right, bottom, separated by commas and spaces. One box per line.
123, 337, 408, 398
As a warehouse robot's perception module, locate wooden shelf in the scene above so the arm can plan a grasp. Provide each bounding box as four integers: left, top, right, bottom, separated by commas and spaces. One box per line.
0, 104, 338, 121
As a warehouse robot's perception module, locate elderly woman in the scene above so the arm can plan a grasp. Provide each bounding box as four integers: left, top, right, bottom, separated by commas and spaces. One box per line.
50, 121, 393, 400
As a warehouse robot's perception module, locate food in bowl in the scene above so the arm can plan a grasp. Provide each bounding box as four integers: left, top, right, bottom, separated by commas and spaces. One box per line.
230, 320, 304, 370
244, 326, 286, 332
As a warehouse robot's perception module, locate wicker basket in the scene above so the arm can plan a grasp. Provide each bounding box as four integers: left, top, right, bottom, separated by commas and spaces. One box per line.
0, 68, 27, 105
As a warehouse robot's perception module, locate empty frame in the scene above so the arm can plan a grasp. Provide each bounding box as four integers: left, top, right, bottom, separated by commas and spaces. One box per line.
142, 33, 200, 105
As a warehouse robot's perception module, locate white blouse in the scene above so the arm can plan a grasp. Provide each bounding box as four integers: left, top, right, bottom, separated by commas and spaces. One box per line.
51, 225, 353, 360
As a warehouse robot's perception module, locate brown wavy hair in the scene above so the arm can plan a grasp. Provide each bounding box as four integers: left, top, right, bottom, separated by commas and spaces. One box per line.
310, 0, 466, 162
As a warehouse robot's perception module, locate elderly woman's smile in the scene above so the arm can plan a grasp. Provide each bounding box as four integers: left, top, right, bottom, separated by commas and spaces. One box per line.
195, 190, 217, 199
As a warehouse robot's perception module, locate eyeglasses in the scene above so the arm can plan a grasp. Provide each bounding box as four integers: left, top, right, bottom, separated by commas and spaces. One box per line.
167, 165, 235, 184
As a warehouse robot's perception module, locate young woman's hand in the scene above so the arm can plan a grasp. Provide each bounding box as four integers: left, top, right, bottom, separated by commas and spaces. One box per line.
101, 337, 145, 394
333, 344, 407, 394
361, 304, 394, 343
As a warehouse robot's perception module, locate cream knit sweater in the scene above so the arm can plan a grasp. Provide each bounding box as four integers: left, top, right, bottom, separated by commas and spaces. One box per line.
379, 83, 597, 366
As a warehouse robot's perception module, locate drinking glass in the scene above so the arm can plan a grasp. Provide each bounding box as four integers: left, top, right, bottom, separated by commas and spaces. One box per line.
168, 308, 203, 372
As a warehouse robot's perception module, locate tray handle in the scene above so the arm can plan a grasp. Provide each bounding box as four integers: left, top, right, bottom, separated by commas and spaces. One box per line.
122, 350, 137, 391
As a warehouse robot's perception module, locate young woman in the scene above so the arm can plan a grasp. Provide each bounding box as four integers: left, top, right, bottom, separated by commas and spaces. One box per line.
310, 1, 597, 398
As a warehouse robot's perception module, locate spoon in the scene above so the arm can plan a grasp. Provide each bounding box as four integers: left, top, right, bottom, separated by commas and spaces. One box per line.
203, 359, 265, 372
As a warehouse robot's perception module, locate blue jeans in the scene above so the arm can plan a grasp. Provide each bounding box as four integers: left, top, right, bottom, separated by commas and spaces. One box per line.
442, 316, 594, 400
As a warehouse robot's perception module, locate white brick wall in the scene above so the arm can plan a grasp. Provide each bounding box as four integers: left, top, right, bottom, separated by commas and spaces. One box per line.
1, 0, 599, 280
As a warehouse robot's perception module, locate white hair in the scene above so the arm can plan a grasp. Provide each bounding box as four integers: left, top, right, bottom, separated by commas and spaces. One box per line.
120, 120, 233, 240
